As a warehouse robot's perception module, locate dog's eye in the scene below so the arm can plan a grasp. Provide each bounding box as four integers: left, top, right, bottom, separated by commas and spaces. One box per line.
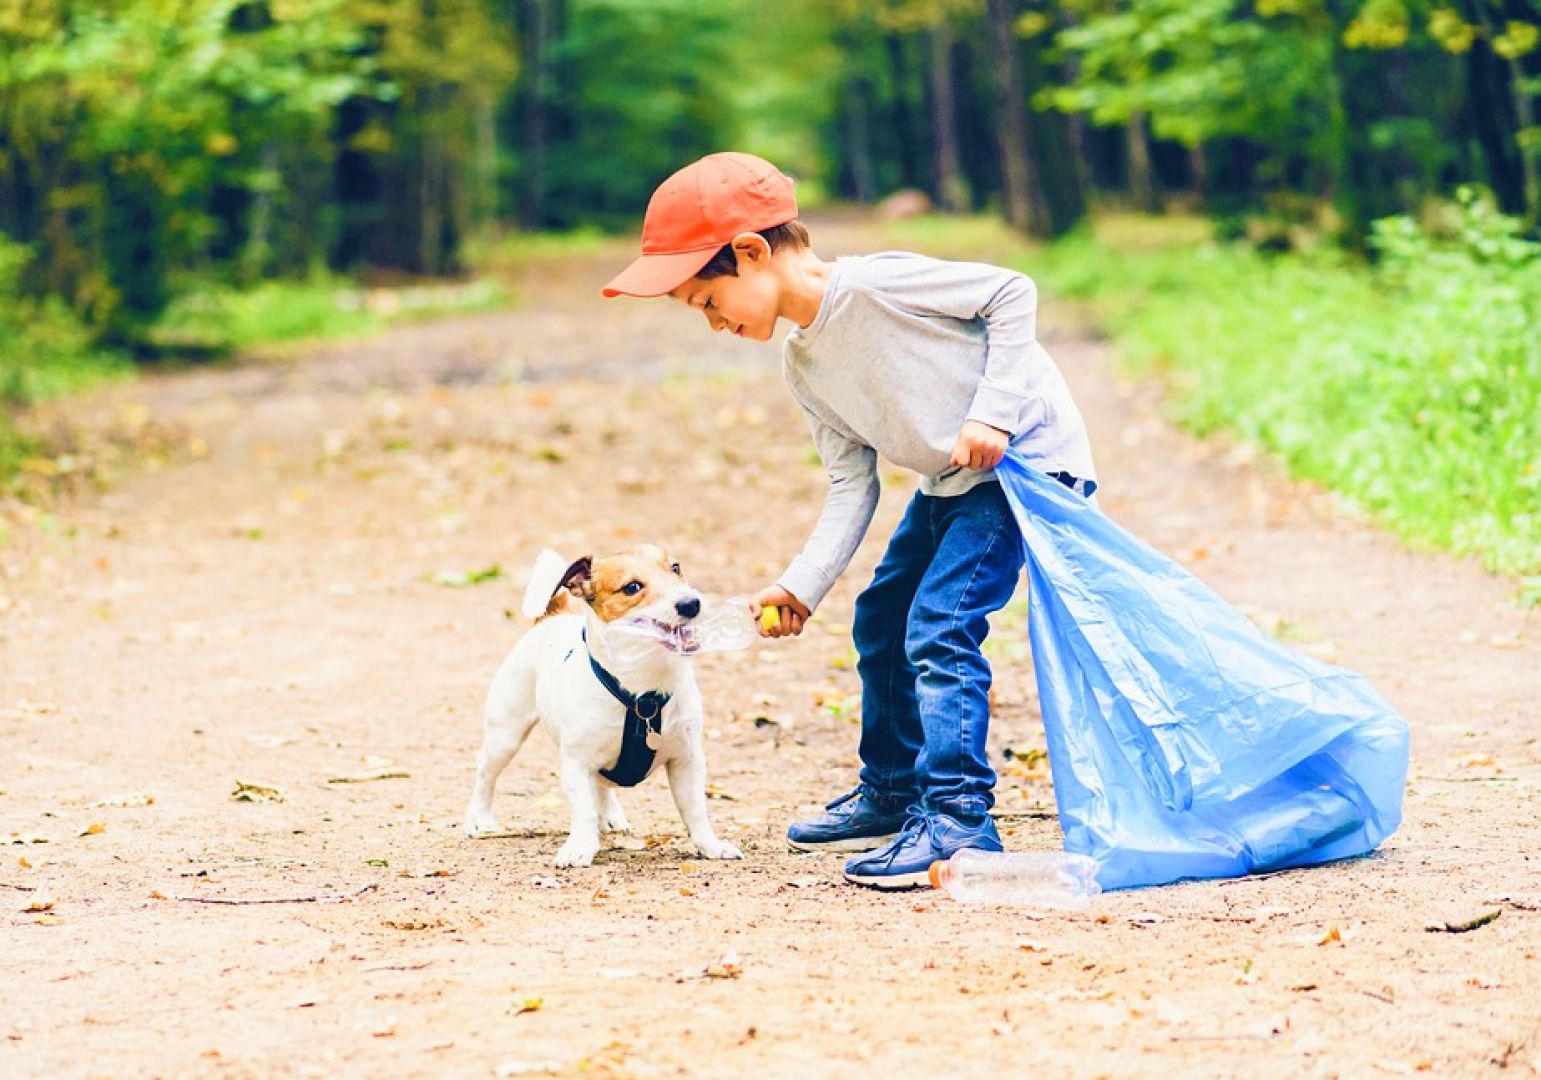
621, 581, 644, 596
670, 563, 681, 576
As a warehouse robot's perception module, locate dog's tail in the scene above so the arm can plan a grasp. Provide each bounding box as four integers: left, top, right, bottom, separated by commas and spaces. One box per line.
522, 548, 571, 621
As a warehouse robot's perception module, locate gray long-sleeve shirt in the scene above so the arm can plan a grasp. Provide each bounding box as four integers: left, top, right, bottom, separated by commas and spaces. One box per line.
776, 251, 1096, 611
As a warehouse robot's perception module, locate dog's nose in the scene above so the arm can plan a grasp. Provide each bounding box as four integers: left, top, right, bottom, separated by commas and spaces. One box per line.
675, 597, 701, 619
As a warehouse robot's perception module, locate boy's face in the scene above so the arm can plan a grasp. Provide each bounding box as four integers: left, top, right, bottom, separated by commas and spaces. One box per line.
668, 237, 781, 342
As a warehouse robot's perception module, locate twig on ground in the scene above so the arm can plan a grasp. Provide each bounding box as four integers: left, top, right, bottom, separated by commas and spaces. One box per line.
327, 769, 410, 784
1, 881, 38, 892
174, 883, 379, 906
1484, 897, 1541, 911
1425, 910, 1501, 934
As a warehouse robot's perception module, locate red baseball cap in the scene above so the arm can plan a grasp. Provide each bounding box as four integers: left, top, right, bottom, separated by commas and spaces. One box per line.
602, 152, 798, 299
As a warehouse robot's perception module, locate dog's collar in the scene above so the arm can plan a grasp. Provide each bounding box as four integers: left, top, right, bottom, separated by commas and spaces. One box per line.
581, 628, 671, 788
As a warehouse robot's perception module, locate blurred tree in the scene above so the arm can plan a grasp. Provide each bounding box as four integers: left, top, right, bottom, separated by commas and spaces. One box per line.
0, 0, 369, 335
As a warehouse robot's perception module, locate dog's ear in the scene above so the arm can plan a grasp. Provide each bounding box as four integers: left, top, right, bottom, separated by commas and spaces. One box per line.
558, 555, 594, 602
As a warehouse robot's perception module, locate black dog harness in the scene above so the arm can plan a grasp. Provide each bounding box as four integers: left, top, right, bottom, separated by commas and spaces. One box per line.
576, 631, 671, 787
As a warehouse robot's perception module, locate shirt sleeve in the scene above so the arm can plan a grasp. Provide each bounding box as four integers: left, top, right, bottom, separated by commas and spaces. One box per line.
867, 255, 1042, 434
775, 404, 881, 613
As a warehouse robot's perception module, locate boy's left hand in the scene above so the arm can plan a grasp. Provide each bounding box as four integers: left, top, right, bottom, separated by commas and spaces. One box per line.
950, 420, 1010, 470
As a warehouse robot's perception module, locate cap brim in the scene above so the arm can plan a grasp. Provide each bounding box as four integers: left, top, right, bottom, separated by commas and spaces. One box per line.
601, 247, 719, 298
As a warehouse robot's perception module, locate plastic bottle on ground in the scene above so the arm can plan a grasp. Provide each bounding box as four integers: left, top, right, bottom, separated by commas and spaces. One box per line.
928, 848, 1102, 908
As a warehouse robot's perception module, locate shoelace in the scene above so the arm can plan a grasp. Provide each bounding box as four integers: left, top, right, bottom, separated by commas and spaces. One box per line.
871, 811, 933, 868
824, 783, 882, 812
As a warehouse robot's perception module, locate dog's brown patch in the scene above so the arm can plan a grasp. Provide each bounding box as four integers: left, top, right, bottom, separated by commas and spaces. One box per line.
590, 544, 678, 623
538, 544, 686, 623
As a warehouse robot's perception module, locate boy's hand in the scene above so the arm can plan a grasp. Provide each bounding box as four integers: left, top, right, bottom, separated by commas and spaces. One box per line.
750, 586, 810, 639
950, 419, 1010, 471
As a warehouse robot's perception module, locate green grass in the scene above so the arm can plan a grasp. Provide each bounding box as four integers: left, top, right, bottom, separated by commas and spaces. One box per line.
464, 225, 613, 270
147, 273, 508, 354
1030, 199, 1541, 578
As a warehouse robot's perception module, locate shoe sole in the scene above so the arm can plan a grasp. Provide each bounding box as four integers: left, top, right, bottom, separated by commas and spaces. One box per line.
787, 832, 901, 855
841, 866, 933, 890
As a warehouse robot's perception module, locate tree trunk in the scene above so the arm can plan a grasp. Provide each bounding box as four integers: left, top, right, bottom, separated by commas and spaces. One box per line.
930, 22, 968, 211
1189, 142, 1209, 199
844, 74, 877, 203
1126, 110, 1158, 211
984, 0, 1049, 234
1458, 0, 1526, 216
886, 33, 925, 190
1018, 10, 1085, 235
519, 0, 550, 228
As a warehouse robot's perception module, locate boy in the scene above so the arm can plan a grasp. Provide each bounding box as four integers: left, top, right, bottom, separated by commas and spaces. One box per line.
603, 152, 1098, 888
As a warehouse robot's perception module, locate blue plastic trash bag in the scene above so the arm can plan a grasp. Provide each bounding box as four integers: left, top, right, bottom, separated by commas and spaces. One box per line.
995, 451, 1409, 891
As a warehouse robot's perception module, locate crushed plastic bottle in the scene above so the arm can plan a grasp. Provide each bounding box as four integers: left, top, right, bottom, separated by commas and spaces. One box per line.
928, 849, 1102, 909
607, 596, 758, 668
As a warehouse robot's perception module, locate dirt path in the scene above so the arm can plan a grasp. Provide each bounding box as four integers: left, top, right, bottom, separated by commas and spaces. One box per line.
3, 222, 1538, 1079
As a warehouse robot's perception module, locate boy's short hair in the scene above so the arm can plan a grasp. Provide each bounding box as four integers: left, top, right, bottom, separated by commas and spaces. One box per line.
695, 220, 811, 280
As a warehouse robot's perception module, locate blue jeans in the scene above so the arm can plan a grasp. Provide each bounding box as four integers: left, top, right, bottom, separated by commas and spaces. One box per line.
853, 479, 1026, 819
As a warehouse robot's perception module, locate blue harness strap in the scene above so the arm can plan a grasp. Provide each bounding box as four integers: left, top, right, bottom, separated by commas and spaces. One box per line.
581, 630, 671, 787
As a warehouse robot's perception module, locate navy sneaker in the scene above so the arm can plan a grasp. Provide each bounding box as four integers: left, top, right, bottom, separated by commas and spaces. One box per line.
842, 808, 1003, 889
786, 784, 912, 853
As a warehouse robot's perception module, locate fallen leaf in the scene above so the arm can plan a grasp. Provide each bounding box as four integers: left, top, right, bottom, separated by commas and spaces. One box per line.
495, 1060, 565, 1077
434, 565, 503, 588
18, 856, 32, 869
1319, 926, 1342, 946
510, 996, 544, 1017
230, 780, 285, 803
78, 822, 106, 837
32, 914, 63, 925
704, 950, 743, 979
24, 892, 55, 912
1015, 938, 1049, 953
92, 794, 154, 808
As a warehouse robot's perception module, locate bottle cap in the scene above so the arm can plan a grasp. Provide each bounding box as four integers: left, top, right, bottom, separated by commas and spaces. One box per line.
927, 860, 944, 889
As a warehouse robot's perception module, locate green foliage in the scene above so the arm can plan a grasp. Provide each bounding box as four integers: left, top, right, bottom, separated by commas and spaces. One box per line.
1050, 0, 1332, 150
1035, 198, 1541, 577
0, 0, 373, 330
0, 238, 128, 407
0, 235, 129, 476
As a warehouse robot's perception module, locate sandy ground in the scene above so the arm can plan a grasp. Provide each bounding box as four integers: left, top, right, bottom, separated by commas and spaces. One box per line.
2, 222, 1538, 1079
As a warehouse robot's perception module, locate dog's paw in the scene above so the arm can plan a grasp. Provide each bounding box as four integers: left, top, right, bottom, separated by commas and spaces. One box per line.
554, 840, 599, 868
601, 813, 633, 835
463, 810, 501, 838
695, 837, 744, 861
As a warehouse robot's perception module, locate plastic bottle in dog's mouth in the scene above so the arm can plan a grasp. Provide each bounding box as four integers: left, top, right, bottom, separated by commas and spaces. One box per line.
609, 597, 758, 666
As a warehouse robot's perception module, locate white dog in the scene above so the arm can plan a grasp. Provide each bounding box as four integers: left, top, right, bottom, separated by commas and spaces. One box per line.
464, 545, 742, 868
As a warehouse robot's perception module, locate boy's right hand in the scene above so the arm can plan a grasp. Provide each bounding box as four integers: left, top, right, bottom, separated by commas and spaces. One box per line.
750, 586, 810, 638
